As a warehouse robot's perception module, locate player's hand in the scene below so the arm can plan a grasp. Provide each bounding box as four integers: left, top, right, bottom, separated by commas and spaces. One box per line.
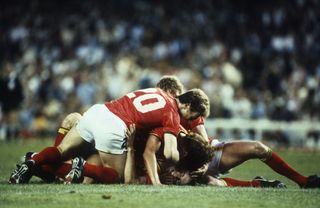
160, 171, 177, 185
125, 124, 136, 148
190, 164, 208, 179
153, 182, 165, 186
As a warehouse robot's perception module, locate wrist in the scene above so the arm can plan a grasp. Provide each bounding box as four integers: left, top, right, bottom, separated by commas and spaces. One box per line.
127, 147, 136, 152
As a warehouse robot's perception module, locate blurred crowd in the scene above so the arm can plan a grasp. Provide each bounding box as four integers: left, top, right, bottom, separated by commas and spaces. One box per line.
0, 0, 320, 143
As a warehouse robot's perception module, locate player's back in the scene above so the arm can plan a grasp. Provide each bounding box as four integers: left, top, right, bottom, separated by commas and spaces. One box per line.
105, 88, 180, 135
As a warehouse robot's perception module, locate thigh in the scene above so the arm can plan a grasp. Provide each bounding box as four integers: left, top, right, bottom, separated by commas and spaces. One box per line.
219, 141, 259, 173
84, 149, 102, 165
99, 151, 127, 180
58, 126, 92, 160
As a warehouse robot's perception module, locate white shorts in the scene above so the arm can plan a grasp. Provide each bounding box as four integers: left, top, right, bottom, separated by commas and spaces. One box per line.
76, 104, 127, 154
205, 141, 228, 177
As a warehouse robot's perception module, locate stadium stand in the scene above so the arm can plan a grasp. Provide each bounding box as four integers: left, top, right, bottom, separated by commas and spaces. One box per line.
0, 0, 319, 147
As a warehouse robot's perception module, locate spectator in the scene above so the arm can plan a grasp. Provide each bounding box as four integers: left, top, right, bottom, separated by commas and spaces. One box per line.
0, 61, 24, 141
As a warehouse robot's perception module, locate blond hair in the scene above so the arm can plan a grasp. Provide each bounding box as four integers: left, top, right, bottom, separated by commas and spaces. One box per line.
156, 75, 184, 97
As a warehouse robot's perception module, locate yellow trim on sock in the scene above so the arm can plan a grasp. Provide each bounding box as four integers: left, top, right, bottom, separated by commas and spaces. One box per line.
58, 127, 69, 135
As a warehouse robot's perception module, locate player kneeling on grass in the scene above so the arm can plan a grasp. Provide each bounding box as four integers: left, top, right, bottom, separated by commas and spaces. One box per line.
12, 112, 132, 184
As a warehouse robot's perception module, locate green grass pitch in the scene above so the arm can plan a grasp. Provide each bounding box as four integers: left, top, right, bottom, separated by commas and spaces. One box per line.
0, 139, 319, 208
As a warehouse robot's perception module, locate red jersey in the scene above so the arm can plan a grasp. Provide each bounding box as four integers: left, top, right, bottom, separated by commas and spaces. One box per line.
150, 116, 204, 140
180, 116, 204, 131
105, 88, 180, 136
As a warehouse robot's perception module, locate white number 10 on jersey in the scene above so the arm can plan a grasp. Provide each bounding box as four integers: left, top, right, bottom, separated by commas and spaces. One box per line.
127, 88, 166, 113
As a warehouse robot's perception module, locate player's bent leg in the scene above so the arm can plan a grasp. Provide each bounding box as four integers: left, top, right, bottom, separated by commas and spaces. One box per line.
54, 113, 82, 147
58, 126, 92, 160
219, 140, 319, 188
262, 149, 313, 187
61, 113, 82, 129
9, 126, 90, 184
219, 141, 269, 173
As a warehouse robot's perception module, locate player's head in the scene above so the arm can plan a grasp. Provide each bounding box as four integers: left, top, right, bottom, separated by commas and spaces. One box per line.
156, 75, 184, 97
157, 133, 213, 185
163, 133, 213, 185
170, 169, 193, 185
176, 132, 214, 173
177, 89, 210, 120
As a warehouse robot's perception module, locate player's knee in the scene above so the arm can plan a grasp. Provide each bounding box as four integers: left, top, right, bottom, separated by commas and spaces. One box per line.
61, 112, 82, 129
56, 140, 73, 159
252, 141, 270, 159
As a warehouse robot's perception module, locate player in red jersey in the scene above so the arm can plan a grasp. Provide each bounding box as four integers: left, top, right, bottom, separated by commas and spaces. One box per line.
9, 83, 210, 184
16, 113, 210, 185
10, 75, 185, 184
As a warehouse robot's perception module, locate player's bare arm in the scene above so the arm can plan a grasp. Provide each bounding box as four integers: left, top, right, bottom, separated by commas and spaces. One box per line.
192, 124, 209, 143
124, 124, 137, 184
163, 133, 179, 163
143, 134, 162, 185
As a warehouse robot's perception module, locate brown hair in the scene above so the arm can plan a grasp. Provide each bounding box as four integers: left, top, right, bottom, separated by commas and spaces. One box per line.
156, 75, 184, 97
177, 89, 210, 118
176, 133, 214, 172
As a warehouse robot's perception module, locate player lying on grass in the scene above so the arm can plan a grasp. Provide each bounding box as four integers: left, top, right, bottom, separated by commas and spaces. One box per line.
140, 125, 284, 188
177, 82, 320, 188
166, 134, 320, 188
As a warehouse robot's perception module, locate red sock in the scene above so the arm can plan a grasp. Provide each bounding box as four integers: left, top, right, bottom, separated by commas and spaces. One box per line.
223, 177, 261, 187
32, 165, 56, 182
83, 163, 118, 184
36, 163, 72, 179
264, 152, 307, 186
54, 127, 69, 146
52, 163, 72, 178
31, 147, 62, 166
